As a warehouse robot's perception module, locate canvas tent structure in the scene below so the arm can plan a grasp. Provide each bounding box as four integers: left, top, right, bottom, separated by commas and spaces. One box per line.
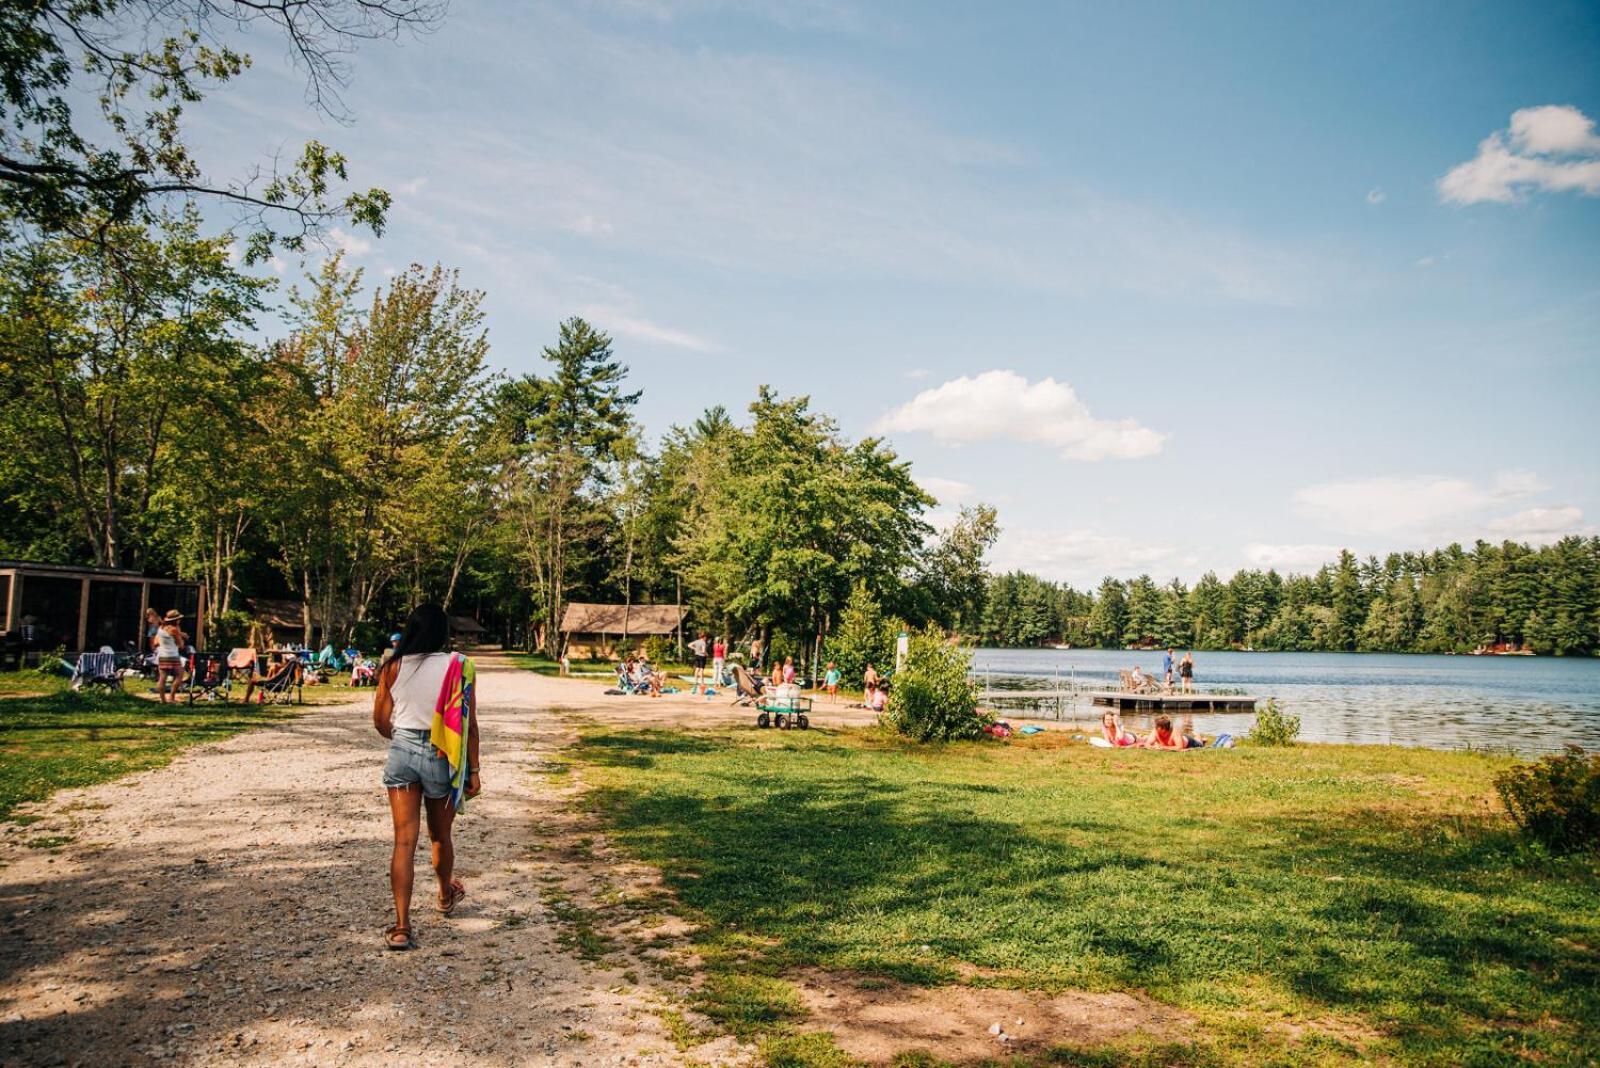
559, 603, 683, 660
0, 560, 204, 663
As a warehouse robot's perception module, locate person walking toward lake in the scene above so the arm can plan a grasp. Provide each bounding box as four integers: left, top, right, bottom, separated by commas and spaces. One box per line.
153, 610, 186, 703
712, 636, 727, 686
372, 604, 480, 951
1180, 652, 1195, 693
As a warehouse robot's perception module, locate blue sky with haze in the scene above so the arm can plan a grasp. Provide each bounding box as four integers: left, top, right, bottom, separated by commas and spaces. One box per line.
194, 0, 1599, 587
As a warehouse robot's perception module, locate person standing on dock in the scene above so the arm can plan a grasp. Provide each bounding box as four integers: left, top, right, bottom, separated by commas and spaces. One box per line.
1180, 652, 1195, 693
1163, 647, 1176, 691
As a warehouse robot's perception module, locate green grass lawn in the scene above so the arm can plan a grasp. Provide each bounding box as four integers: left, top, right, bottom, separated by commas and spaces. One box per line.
0, 686, 294, 823
571, 727, 1600, 1067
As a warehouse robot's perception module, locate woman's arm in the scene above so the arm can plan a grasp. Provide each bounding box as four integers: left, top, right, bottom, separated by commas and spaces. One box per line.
465, 678, 481, 797
372, 661, 397, 738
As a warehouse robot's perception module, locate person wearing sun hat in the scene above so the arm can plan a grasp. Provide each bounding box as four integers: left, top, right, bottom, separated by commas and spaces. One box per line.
154, 609, 188, 703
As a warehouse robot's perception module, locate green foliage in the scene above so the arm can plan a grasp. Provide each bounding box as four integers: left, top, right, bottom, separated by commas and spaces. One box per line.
209, 610, 255, 651
642, 635, 675, 665
663, 388, 933, 657
979, 537, 1600, 656
1495, 746, 1600, 854
883, 630, 986, 742
916, 504, 999, 633
498, 317, 641, 654
0, 0, 432, 251
827, 583, 897, 687
576, 727, 1600, 1066
1247, 698, 1301, 746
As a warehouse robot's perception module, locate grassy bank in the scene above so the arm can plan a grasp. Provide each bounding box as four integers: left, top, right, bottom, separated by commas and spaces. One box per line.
0, 687, 294, 822
571, 727, 1599, 1066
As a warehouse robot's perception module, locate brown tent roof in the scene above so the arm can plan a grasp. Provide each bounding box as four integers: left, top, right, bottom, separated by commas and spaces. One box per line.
450, 615, 486, 634
559, 603, 682, 636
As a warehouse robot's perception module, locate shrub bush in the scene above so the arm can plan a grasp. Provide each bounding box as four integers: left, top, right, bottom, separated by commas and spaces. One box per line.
883, 630, 988, 742
643, 635, 675, 665
1495, 745, 1600, 854
1247, 698, 1301, 746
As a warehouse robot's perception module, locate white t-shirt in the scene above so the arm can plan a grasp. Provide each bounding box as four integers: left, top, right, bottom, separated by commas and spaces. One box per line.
387, 652, 455, 732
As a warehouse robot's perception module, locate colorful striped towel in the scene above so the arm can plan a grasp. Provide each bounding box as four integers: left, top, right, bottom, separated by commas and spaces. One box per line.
429, 652, 475, 810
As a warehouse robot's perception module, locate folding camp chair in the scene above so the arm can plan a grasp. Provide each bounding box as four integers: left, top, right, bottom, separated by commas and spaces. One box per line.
730, 664, 764, 707
183, 652, 231, 704
70, 649, 121, 692
252, 655, 303, 705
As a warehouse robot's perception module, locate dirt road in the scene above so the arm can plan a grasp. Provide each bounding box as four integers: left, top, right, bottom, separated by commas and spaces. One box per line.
0, 655, 770, 1067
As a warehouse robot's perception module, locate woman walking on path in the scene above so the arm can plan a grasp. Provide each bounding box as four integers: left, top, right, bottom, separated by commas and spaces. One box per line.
372, 604, 481, 950
153, 610, 186, 703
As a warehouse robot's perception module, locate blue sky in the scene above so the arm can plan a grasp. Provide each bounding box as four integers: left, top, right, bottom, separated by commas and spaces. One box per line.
193, 0, 1599, 587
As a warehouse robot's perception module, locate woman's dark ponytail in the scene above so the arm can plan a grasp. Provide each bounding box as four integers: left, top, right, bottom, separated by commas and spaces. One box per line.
389, 604, 450, 674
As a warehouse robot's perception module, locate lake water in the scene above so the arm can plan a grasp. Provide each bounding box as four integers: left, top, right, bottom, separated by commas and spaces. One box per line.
968, 648, 1600, 754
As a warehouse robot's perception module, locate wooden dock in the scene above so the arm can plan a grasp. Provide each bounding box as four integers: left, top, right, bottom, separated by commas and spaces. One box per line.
1088, 691, 1260, 712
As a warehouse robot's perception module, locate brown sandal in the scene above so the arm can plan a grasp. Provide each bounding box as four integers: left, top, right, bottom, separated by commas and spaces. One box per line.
384, 923, 415, 950
438, 878, 467, 915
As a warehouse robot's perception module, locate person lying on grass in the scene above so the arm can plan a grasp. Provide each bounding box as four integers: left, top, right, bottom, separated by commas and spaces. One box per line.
1142, 714, 1202, 750
1101, 710, 1138, 746
373, 604, 481, 951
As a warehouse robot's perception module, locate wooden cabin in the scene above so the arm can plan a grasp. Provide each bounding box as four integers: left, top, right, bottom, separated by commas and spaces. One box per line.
559, 602, 683, 660
0, 560, 205, 660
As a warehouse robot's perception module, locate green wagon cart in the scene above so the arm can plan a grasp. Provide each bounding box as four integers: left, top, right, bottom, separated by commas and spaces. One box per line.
755, 693, 811, 730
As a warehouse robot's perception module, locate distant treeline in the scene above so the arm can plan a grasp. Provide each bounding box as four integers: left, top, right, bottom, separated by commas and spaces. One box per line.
978, 539, 1600, 655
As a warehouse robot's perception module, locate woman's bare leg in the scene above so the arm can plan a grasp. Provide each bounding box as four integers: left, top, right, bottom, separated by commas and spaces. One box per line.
388, 786, 423, 931
423, 794, 457, 906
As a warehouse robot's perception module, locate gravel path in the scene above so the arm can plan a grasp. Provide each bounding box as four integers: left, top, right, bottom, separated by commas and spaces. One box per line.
0, 655, 730, 1067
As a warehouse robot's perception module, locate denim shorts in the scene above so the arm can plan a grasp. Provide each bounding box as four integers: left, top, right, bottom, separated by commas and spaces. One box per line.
383, 728, 452, 798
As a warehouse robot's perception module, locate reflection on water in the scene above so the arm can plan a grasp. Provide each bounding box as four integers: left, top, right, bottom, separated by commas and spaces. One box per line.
970, 648, 1600, 754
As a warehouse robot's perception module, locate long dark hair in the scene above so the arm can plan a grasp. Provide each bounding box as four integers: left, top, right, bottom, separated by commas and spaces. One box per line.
389, 604, 449, 676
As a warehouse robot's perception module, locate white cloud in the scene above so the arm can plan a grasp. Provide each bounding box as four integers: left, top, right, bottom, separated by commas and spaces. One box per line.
904, 367, 931, 380
1365, 188, 1386, 205
1292, 471, 1548, 539
918, 476, 974, 505
566, 214, 616, 237
578, 305, 720, 352
875, 370, 1166, 462
328, 227, 374, 257
1439, 105, 1600, 204
1509, 105, 1600, 155
990, 527, 1195, 587
1242, 543, 1342, 572
396, 176, 429, 196
1487, 506, 1592, 542
267, 255, 287, 275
